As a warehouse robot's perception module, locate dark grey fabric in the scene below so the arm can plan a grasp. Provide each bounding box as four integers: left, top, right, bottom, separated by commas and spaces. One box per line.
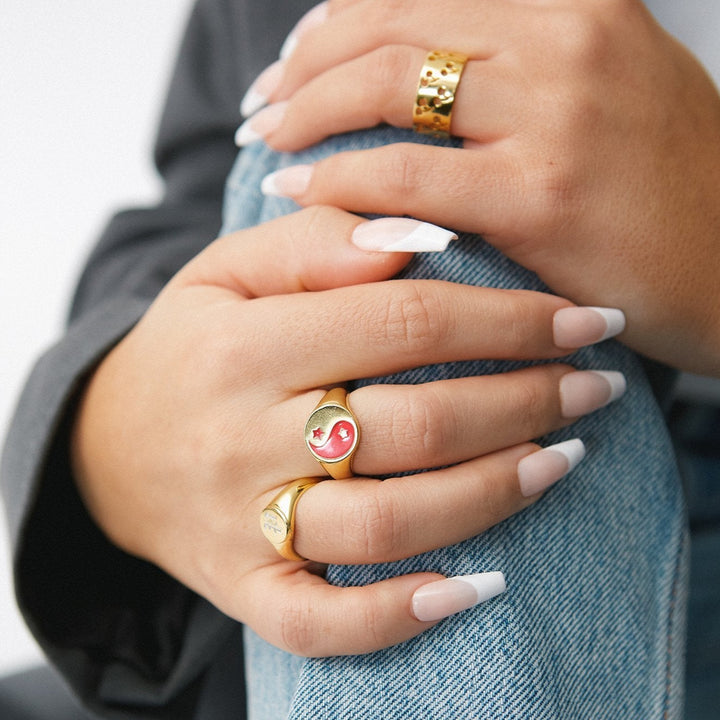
0, 665, 95, 720
0, 1, 312, 718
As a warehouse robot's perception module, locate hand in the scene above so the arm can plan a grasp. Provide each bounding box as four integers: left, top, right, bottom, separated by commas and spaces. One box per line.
240, 0, 720, 375
70, 206, 623, 656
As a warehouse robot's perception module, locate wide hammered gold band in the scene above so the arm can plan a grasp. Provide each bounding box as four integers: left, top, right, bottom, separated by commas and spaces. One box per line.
304, 387, 359, 479
413, 50, 468, 138
260, 477, 322, 561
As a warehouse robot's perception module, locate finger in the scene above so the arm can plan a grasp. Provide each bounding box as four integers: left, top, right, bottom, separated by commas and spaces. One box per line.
249, 281, 576, 390
174, 206, 449, 296
276, 0, 522, 97
294, 441, 586, 564
246, 49, 514, 152
259, 144, 535, 243
276, 365, 626, 480
241, 569, 444, 656
348, 366, 616, 475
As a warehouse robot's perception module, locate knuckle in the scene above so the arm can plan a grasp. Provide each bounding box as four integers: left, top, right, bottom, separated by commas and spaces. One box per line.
376, 143, 432, 199
342, 491, 402, 560
295, 205, 344, 238
373, 0, 417, 29
366, 45, 416, 101
277, 596, 320, 657
400, 386, 451, 462
511, 369, 556, 432
494, 296, 542, 357
552, 9, 610, 67
378, 282, 445, 355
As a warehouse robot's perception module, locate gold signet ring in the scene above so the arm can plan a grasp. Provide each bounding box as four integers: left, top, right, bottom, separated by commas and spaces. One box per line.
260, 478, 322, 561
304, 388, 359, 479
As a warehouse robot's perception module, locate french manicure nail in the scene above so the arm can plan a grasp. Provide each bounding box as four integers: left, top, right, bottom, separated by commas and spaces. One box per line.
553, 307, 626, 349
240, 60, 286, 117
234, 102, 288, 147
559, 370, 627, 418
412, 571, 506, 622
352, 218, 457, 253
280, 2, 330, 59
517, 438, 585, 497
261, 164, 314, 197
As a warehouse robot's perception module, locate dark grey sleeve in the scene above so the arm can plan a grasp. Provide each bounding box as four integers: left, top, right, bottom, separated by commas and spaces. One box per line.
0, 1, 309, 717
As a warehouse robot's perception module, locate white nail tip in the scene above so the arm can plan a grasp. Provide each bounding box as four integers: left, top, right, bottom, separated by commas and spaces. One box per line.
412, 572, 506, 622
552, 438, 586, 473
234, 119, 262, 147
517, 438, 586, 497
352, 218, 456, 253
594, 370, 627, 404
590, 307, 626, 341
279, 33, 299, 61
240, 87, 266, 118
260, 171, 280, 196
461, 571, 507, 603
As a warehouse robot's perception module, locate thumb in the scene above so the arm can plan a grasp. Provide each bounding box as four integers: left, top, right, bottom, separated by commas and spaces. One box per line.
175, 206, 455, 298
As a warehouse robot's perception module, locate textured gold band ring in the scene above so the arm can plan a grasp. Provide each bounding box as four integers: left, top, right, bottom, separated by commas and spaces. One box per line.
304, 388, 359, 479
260, 477, 322, 561
413, 50, 468, 138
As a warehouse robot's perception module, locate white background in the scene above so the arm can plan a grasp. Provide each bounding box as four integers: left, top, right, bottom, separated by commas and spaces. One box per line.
0, 0, 195, 676
1, 0, 719, 681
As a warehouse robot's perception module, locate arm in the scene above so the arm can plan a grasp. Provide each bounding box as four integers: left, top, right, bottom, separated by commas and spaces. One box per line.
1, 0, 308, 717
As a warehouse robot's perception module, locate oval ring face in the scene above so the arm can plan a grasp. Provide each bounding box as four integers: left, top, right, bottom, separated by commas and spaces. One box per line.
261, 507, 288, 544
304, 404, 358, 464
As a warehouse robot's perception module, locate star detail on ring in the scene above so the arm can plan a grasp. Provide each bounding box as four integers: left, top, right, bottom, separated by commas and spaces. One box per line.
312, 427, 325, 440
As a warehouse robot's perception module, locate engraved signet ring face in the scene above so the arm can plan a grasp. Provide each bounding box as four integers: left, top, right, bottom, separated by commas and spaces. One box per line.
260, 477, 322, 561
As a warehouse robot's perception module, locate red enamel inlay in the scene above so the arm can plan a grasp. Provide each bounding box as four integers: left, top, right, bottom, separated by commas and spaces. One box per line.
308, 420, 355, 460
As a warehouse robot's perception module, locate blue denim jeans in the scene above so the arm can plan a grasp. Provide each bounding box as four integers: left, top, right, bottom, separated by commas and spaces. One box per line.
221, 128, 688, 719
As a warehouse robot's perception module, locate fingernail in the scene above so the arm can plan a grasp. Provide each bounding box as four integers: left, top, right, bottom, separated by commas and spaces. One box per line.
352, 218, 457, 253
553, 307, 626, 349
261, 164, 314, 197
517, 438, 585, 497
412, 571, 506, 622
240, 60, 286, 117
234, 102, 288, 147
280, 2, 330, 60
559, 370, 627, 418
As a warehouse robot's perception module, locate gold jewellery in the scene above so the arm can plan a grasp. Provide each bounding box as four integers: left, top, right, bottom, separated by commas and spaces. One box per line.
261, 389, 361, 561
260, 477, 322, 561
304, 388, 360, 479
413, 50, 468, 138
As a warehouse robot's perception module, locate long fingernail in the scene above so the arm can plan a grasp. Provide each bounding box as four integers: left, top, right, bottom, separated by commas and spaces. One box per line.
553, 307, 626, 349
559, 370, 627, 418
261, 164, 314, 197
240, 60, 286, 117
280, 2, 330, 60
234, 102, 288, 147
517, 438, 585, 497
352, 218, 457, 253
412, 571, 506, 622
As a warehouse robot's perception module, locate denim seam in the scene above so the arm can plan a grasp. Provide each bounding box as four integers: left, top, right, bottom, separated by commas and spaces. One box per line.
662, 522, 686, 719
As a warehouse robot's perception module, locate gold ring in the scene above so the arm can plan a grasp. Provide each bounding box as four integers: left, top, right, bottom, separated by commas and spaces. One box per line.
260, 477, 322, 561
304, 388, 359, 479
413, 50, 468, 138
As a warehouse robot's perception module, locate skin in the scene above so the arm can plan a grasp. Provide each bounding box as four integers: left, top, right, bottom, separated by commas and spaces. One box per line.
250, 0, 720, 375
72, 207, 598, 656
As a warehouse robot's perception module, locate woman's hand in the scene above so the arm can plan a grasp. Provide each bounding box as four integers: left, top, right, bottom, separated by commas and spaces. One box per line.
71, 207, 623, 656
239, 0, 720, 375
